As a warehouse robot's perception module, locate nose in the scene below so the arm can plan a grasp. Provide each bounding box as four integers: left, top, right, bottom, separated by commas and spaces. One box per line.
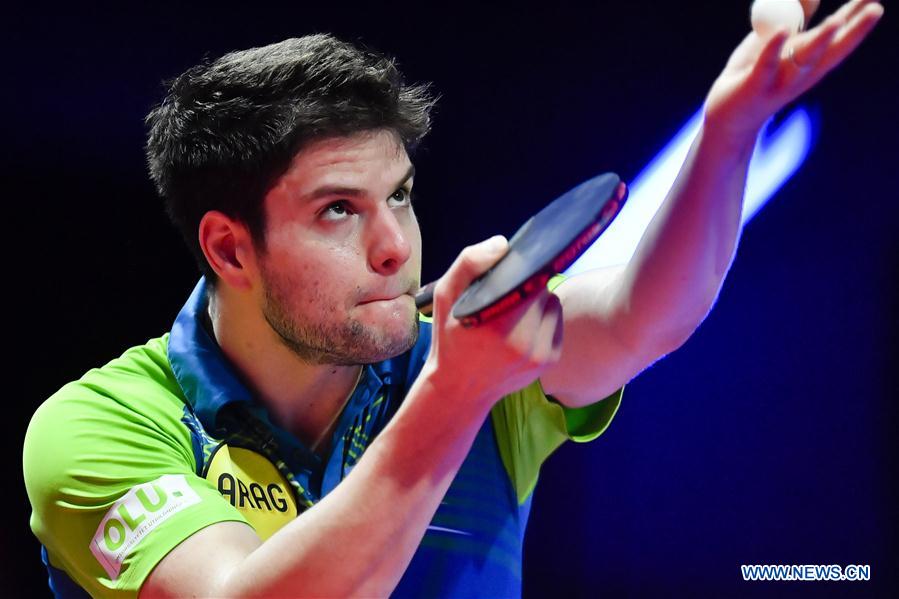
366, 206, 412, 276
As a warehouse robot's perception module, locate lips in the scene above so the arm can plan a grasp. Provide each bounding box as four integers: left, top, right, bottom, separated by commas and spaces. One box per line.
359, 295, 400, 306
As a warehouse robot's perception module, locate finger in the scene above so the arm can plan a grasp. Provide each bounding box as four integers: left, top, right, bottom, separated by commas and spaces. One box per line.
799, 0, 821, 26
747, 28, 790, 87
784, 0, 873, 62
508, 291, 563, 368
790, 18, 841, 70
795, 0, 866, 44
830, 0, 877, 26
433, 235, 508, 319
818, 2, 884, 73
487, 286, 553, 339
774, 0, 870, 48
833, 1, 884, 45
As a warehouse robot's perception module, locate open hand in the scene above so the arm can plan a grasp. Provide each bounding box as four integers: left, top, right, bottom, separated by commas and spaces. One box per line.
704, 0, 884, 140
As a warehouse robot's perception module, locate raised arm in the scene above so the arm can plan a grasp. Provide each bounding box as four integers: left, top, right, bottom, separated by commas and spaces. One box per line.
541, 0, 884, 407
141, 235, 563, 598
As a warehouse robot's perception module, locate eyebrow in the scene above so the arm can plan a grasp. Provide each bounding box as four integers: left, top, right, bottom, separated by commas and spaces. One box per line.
301, 164, 416, 204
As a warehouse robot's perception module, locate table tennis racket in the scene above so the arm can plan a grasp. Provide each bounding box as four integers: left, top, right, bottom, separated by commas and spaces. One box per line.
415, 171, 628, 327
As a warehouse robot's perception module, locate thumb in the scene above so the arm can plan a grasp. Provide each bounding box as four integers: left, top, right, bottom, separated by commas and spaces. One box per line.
799, 0, 821, 27
434, 235, 508, 318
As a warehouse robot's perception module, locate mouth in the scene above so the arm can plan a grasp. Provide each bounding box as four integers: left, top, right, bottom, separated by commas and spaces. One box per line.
358, 293, 413, 306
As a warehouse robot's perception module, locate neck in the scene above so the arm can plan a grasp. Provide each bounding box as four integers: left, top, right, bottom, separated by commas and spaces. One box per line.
207, 285, 362, 454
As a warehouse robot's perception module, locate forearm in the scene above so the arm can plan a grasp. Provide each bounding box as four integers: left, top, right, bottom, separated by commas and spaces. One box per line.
618, 118, 759, 348
219, 363, 491, 598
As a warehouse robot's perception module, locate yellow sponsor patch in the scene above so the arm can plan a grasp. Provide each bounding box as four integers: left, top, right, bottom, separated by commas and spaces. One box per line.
205, 445, 298, 540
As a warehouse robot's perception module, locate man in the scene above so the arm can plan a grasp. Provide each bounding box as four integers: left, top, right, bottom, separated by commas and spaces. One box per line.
23, 1, 883, 597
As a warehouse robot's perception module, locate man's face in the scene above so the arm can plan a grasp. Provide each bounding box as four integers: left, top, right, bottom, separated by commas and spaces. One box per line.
256, 129, 421, 365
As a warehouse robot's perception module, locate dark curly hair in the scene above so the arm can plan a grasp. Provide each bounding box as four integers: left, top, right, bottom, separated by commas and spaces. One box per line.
145, 34, 437, 288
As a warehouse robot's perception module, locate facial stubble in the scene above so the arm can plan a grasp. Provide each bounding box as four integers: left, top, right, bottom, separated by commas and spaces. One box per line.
260, 268, 419, 366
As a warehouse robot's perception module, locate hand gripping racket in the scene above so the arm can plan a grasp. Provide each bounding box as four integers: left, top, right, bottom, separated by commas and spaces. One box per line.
415, 172, 628, 327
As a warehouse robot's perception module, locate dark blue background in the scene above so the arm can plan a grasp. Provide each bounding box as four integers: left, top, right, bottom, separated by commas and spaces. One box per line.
6, 1, 897, 596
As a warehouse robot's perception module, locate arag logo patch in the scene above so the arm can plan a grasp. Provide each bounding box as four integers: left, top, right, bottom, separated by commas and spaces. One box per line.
90, 474, 201, 580
204, 445, 298, 540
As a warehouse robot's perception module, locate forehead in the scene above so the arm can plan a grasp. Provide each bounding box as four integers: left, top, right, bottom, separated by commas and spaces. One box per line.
280, 129, 411, 190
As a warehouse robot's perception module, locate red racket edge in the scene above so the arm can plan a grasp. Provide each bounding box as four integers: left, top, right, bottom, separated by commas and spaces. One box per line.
459, 181, 628, 327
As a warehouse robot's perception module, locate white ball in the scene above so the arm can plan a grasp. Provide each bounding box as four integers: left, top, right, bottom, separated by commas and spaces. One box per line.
751, 0, 805, 38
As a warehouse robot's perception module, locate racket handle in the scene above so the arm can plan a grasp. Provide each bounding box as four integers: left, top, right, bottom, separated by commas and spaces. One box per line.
415, 281, 437, 316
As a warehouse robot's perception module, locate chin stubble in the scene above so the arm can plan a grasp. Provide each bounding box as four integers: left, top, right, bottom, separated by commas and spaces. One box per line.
261, 281, 419, 366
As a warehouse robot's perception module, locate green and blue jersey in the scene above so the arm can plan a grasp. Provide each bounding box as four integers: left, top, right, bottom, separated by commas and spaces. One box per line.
24, 276, 623, 597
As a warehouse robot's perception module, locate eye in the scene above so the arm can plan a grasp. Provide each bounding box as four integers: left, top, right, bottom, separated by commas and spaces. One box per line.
320, 201, 353, 221
388, 188, 413, 207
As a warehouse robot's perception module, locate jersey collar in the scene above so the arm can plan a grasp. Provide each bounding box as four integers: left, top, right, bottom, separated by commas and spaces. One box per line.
167, 277, 396, 446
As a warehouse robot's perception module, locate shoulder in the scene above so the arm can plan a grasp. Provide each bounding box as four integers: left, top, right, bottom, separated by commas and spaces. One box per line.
77, 333, 183, 407
22, 335, 235, 597
31, 333, 186, 426
24, 334, 195, 500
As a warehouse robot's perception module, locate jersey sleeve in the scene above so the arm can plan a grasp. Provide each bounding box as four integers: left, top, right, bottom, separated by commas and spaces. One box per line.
23, 339, 249, 598
489, 274, 625, 505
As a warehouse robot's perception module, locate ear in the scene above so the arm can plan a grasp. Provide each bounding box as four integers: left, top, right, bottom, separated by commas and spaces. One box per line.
198, 211, 258, 291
